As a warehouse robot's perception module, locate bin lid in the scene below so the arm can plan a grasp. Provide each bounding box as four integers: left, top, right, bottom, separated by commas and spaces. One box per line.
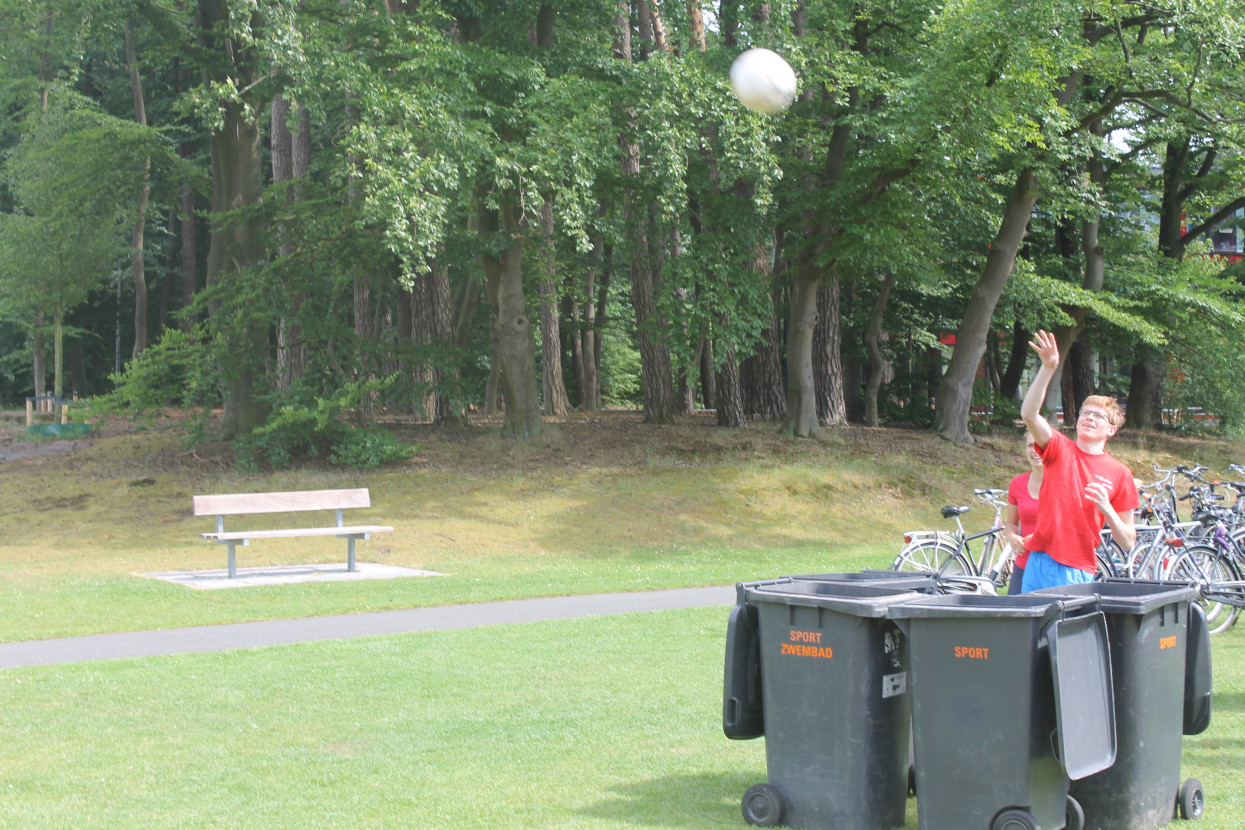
888, 592, 1097, 619
1049, 611, 1117, 780
745, 581, 926, 618
1032, 579, 1196, 615
783, 571, 939, 591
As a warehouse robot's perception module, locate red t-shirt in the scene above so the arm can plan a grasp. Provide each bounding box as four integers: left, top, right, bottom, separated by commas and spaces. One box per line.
1027, 432, 1138, 573
1007, 472, 1039, 569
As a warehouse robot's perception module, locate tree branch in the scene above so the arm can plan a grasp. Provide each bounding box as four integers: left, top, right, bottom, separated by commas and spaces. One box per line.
1182, 194, 1245, 247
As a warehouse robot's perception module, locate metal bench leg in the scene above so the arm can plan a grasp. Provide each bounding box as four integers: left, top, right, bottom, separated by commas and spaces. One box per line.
347, 537, 356, 572
227, 543, 237, 579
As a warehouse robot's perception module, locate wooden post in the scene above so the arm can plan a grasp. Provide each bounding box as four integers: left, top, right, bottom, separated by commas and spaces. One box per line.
26, 398, 33, 426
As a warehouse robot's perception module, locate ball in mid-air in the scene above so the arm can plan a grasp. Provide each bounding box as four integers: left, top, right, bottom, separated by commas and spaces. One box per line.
729, 48, 798, 115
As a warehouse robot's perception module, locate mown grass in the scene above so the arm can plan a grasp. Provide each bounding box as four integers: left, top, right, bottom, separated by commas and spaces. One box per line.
1, 606, 1241, 828
1, 412, 1243, 828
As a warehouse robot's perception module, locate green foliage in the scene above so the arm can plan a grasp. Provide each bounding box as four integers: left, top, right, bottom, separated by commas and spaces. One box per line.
234, 379, 416, 471
95, 327, 222, 419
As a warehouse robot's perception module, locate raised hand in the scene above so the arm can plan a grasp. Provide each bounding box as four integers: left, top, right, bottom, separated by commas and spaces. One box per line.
1029, 329, 1060, 370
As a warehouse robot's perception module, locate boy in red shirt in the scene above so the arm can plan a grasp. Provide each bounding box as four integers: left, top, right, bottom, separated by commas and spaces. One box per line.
1019, 330, 1137, 591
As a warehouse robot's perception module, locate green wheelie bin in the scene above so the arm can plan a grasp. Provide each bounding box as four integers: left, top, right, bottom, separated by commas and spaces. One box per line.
1033, 579, 1211, 828
723, 572, 938, 741
890, 593, 1116, 830
725, 578, 928, 830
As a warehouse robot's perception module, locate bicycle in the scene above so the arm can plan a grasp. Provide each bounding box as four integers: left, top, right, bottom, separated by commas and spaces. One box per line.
892, 489, 1013, 589
1126, 465, 1210, 579
1163, 503, 1244, 634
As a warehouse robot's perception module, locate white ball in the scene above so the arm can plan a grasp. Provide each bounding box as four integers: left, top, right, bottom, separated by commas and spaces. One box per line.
729, 48, 798, 115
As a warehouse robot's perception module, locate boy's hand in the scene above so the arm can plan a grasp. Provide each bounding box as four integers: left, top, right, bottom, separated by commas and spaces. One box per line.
1029, 329, 1060, 370
1085, 481, 1112, 513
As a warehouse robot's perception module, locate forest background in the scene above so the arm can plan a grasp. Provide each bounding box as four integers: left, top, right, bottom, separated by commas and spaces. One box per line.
3, 0, 1245, 457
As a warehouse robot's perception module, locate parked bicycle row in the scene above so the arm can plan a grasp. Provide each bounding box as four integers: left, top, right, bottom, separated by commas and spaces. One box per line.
890, 462, 1245, 634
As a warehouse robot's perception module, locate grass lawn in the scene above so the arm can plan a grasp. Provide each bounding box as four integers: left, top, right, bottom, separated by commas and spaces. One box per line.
2, 411, 1244, 827
1, 606, 1242, 828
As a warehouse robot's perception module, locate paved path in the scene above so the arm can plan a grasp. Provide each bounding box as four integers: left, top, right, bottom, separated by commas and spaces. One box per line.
0, 586, 737, 670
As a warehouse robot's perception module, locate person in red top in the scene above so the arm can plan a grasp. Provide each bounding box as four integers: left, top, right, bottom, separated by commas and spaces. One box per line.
1019, 330, 1138, 592
1002, 431, 1042, 595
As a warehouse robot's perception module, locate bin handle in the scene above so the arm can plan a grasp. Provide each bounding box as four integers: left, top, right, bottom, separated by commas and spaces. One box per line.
1049, 728, 1063, 768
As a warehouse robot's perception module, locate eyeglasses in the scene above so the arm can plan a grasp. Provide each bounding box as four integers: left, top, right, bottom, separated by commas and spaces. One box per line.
1080, 409, 1111, 424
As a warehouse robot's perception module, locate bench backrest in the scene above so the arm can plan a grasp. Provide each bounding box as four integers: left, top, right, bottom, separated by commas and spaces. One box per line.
193, 488, 371, 517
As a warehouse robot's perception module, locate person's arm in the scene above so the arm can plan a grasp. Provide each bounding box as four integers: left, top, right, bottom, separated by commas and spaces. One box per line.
1002, 504, 1026, 552
1086, 481, 1137, 550
1021, 330, 1058, 448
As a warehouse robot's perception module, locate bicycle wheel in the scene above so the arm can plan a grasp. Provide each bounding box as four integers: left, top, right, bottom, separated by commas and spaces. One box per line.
1166, 546, 1241, 635
893, 540, 963, 573
937, 551, 975, 577
1095, 549, 1117, 580
1132, 539, 1181, 580
1096, 536, 1130, 577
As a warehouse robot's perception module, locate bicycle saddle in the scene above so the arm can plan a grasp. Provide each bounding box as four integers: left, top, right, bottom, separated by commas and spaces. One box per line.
940, 505, 971, 518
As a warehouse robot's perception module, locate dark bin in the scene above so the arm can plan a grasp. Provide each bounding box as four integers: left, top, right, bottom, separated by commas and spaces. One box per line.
723, 572, 937, 740
1033, 580, 1210, 828
729, 580, 926, 830
890, 593, 1116, 830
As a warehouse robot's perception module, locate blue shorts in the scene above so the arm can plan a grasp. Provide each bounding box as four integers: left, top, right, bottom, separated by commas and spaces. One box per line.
1020, 551, 1095, 593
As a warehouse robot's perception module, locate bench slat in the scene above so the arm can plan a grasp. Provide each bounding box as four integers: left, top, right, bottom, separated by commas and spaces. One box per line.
193, 488, 371, 517
202, 525, 393, 541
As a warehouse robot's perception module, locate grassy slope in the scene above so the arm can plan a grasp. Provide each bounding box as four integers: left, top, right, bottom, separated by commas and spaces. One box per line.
2, 411, 1242, 642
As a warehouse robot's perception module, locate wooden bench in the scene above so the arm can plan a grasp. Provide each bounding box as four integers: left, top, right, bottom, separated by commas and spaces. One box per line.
192, 488, 393, 578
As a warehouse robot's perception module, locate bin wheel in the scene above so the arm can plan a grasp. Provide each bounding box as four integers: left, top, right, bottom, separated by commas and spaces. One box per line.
991, 808, 1040, 830
1065, 795, 1084, 830
742, 783, 785, 827
1179, 778, 1205, 820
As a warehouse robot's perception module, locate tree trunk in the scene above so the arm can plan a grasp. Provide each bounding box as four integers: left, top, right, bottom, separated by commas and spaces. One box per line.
617, 5, 675, 424
999, 320, 1029, 400
1127, 137, 1188, 431
428, 261, 462, 425
125, 19, 150, 359
577, 234, 602, 410
53, 309, 64, 399
479, 201, 543, 438
934, 169, 1039, 443
841, 280, 863, 423
699, 337, 717, 415
206, 100, 267, 436
681, 333, 702, 414
784, 265, 820, 437
629, 213, 677, 423
270, 92, 310, 390
814, 278, 847, 427
687, 0, 705, 50
1068, 336, 1094, 412
396, 285, 421, 416
198, 0, 269, 436
1129, 346, 1165, 430
715, 347, 745, 427
537, 199, 569, 416
70, 339, 87, 398
740, 310, 785, 421
33, 312, 46, 401
864, 273, 893, 427
179, 186, 197, 333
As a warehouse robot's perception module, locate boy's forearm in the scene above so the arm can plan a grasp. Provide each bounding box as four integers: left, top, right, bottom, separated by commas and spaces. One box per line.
1021, 364, 1055, 431
1103, 507, 1136, 551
